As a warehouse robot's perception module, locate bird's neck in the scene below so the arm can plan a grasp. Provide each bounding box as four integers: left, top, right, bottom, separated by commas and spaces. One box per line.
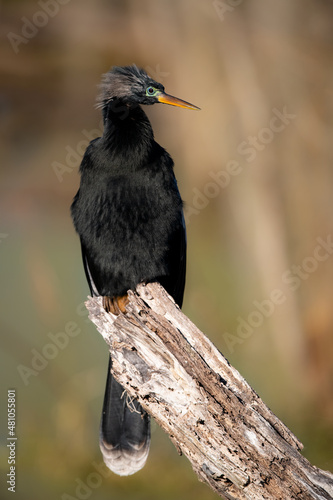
102, 99, 154, 165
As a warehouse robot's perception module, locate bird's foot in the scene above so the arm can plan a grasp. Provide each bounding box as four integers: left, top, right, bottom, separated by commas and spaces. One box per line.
103, 294, 129, 315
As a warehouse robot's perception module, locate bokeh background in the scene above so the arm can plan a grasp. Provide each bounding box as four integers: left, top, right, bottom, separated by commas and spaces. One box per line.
1, 0, 333, 498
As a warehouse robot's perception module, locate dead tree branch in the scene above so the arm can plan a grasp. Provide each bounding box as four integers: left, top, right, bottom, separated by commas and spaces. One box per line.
86, 282, 333, 499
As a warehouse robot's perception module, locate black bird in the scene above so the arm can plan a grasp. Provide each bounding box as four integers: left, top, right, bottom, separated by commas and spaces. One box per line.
71, 65, 199, 476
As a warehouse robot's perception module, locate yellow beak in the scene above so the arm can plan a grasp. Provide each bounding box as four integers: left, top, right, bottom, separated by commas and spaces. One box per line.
157, 92, 200, 110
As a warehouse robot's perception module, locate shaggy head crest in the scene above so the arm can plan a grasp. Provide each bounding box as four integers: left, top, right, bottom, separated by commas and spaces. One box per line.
96, 65, 164, 109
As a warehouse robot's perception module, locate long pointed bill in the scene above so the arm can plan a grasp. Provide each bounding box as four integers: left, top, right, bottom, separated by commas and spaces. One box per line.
157, 92, 200, 110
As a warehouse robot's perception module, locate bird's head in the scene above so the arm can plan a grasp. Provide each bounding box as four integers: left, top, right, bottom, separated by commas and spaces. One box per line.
96, 65, 200, 111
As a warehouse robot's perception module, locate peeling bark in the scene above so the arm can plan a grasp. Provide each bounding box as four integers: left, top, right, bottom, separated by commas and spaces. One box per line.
86, 282, 333, 499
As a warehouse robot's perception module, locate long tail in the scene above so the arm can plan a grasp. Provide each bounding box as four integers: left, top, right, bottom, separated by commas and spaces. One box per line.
99, 357, 151, 476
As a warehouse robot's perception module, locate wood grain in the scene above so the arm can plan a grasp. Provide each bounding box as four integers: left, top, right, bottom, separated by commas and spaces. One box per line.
86, 282, 333, 499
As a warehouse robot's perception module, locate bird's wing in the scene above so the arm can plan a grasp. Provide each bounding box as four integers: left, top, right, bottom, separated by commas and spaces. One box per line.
80, 240, 99, 297
173, 210, 187, 308
158, 208, 186, 308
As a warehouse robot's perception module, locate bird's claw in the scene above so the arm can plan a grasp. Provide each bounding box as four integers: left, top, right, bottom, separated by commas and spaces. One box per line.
103, 294, 129, 315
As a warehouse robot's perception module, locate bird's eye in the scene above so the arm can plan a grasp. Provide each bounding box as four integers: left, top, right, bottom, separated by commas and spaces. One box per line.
146, 86, 158, 96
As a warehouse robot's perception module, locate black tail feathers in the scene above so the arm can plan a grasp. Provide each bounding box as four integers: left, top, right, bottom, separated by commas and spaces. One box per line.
99, 358, 150, 476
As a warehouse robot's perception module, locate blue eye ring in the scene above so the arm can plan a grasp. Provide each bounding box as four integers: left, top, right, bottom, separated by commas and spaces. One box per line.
146, 86, 158, 97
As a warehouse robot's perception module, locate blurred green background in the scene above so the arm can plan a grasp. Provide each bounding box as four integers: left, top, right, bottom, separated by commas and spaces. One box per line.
1, 0, 333, 498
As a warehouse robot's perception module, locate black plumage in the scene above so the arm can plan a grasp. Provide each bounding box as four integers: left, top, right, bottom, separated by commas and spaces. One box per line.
71, 65, 199, 475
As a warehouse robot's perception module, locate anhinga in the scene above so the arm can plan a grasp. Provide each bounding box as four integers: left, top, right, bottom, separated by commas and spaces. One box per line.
71, 65, 199, 476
